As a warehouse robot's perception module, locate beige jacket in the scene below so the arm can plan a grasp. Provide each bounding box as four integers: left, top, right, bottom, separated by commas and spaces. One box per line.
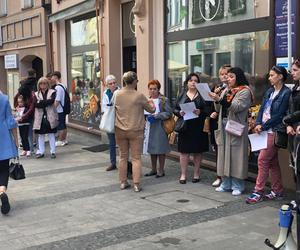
214, 88, 252, 179
115, 87, 155, 131
33, 89, 58, 130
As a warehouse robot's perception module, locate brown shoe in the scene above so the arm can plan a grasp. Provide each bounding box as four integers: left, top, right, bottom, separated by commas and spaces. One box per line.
106, 165, 117, 171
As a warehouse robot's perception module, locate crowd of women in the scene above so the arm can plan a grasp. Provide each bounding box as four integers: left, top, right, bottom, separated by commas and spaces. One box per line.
102, 59, 300, 202
1, 59, 300, 215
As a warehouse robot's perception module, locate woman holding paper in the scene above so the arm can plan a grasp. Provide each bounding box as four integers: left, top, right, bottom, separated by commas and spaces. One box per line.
209, 67, 252, 196
174, 73, 209, 184
144, 80, 172, 178
246, 66, 290, 204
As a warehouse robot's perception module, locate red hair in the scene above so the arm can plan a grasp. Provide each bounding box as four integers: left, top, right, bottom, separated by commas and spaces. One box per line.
148, 79, 161, 90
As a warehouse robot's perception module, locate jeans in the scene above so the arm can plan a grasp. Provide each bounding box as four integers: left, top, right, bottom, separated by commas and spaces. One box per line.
107, 133, 116, 166
221, 176, 245, 192
255, 133, 283, 194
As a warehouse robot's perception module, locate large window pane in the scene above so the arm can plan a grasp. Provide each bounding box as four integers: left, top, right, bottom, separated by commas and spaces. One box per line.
189, 0, 270, 29
70, 17, 97, 46
167, 0, 187, 32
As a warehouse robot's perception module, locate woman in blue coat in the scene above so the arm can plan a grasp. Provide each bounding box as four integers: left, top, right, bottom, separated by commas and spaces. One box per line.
0, 92, 18, 214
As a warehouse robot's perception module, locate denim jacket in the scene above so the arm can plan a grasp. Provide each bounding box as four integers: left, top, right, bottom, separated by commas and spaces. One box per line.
256, 85, 291, 132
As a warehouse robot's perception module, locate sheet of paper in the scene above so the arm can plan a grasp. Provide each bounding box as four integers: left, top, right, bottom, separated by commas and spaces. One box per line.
196, 83, 214, 101
144, 98, 160, 115
248, 131, 268, 152
179, 102, 198, 121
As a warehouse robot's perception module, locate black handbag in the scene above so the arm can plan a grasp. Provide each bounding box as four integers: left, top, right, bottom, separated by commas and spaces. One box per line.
274, 131, 288, 149
174, 117, 186, 133
9, 158, 26, 180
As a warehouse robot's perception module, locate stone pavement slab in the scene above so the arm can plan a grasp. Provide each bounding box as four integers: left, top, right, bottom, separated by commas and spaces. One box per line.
0, 131, 296, 250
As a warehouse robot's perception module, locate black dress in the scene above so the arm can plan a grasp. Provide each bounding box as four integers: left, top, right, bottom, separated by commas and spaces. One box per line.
35, 90, 57, 135
174, 91, 209, 153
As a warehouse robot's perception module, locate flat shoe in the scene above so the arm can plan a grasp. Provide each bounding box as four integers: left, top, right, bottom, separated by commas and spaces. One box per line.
133, 184, 141, 192
156, 173, 165, 178
179, 179, 186, 184
0, 193, 10, 215
192, 178, 200, 183
36, 154, 44, 159
212, 178, 222, 187
144, 170, 157, 177
120, 182, 130, 190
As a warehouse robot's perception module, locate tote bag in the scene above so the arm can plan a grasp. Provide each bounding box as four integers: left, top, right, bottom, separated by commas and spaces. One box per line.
99, 94, 116, 133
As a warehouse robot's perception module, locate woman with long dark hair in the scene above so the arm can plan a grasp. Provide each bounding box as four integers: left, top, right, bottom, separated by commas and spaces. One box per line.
174, 73, 209, 184
209, 67, 253, 195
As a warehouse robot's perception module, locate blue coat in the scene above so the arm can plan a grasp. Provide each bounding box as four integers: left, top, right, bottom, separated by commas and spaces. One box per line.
256, 85, 291, 132
0, 94, 18, 160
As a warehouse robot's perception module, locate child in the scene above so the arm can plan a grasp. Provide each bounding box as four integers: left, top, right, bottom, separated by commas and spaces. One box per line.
15, 95, 31, 157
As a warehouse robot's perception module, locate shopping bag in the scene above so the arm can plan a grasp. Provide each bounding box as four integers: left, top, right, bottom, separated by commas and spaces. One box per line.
99, 106, 115, 133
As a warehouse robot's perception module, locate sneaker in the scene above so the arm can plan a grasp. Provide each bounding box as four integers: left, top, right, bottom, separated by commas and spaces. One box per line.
55, 141, 65, 147
51, 153, 56, 159
62, 140, 68, 146
215, 186, 226, 192
246, 192, 263, 204
20, 151, 27, 156
232, 190, 242, 196
133, 184, 141, 192
212, 178, 222, 187
26, 151, 31, 157
264, 190, 283, 201
36, 153, 45, 159
120, 182, 130, 190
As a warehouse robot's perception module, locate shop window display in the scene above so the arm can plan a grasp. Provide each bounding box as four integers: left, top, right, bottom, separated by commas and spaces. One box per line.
67, 15, 100, 127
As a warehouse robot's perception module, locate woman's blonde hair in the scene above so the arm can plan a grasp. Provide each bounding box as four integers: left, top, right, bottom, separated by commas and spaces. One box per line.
37, 77, 50, 91
123, 71, 137, 85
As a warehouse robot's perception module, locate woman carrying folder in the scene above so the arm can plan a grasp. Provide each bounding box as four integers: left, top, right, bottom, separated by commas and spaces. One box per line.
174, 73, 209, 184
246, 66, 290, 204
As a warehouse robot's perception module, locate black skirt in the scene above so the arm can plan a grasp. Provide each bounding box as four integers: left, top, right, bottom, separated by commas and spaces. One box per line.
178, 117, 209, 153
35, 116, 57, 134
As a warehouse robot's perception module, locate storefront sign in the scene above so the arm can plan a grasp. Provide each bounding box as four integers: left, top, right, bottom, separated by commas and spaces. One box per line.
274, 0, 296, 57
4, 54, 18, 69
196, 39, 219, 50
199, 0, 222, 21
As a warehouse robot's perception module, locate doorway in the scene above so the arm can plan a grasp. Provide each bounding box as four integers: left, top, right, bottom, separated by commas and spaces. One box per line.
123, 46, 136, 72
32, 57, 43, 80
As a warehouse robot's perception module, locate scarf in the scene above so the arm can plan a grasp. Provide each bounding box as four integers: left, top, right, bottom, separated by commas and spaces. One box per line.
226, 85, 254, 103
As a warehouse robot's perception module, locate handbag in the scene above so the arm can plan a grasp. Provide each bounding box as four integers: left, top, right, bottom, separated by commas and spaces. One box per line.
163, 116, 175, 135
203, 117, 210, 133
274, 131, 288, 149
9, 158, 26, 180
225, 119, 245, 137
174, 117, 186, 133
99, 94, 116, 133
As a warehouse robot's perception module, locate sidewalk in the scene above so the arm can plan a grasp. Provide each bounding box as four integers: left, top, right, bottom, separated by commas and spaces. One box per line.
0, 131, 296, 250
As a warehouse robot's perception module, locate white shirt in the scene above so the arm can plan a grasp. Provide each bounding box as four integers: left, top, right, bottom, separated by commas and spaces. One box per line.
55, 83, 66, 114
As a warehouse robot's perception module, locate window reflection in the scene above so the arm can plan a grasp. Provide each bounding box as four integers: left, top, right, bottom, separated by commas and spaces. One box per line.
70, 17, 97, 46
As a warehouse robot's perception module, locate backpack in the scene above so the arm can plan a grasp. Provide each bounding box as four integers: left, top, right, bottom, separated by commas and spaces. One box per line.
58, 84, 71, 114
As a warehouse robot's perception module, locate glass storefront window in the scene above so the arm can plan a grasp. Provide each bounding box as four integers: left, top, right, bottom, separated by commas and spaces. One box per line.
70, 17, 97, 46
167, 1, 270, 32
67, 15, 100, 127
167, 0, 188, 32
167, 31, 270, 106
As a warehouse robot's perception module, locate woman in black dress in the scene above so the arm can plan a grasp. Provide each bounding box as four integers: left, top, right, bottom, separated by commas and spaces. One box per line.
174, 73, 209, 184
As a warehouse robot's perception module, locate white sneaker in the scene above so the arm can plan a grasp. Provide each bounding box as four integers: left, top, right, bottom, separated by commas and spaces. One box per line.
62, 140, 68, 146
55, 141, 65, 147
232, 190, 242, 196
26, 151, 31, 157
215, 187, 226, 192
212, 178, 222, 187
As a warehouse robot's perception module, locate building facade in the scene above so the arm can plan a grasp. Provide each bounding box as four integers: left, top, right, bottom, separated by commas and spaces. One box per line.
50, 0, 299, 188
0, 0, 51, 103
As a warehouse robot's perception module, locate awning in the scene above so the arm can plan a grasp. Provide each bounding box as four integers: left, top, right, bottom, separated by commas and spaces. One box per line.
49, 0, 95, 23
168, 60, 189, 72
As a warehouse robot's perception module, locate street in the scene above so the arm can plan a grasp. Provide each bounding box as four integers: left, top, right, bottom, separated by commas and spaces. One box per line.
0, 131, 296, 250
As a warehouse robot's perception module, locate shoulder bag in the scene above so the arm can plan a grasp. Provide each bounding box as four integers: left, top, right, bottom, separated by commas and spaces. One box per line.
161, 96, 175, 135
99, 94, 116, 133
225, 119, 245, 137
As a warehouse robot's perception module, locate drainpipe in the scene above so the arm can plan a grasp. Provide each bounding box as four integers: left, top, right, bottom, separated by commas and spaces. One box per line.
95, 0, 104, 83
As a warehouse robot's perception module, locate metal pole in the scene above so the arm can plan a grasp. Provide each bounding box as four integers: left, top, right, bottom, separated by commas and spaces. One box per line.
287, 0, 292, 70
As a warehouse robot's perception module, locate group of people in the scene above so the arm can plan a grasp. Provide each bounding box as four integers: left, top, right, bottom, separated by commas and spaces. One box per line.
102, 59, 300, 201
0, 70, 69, 214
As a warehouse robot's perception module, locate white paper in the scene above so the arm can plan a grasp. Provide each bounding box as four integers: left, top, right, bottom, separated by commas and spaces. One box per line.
144, 98, 160, 115
179, 102, 198, 121
196, 83, 214, 101
248, 131, 268, 152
